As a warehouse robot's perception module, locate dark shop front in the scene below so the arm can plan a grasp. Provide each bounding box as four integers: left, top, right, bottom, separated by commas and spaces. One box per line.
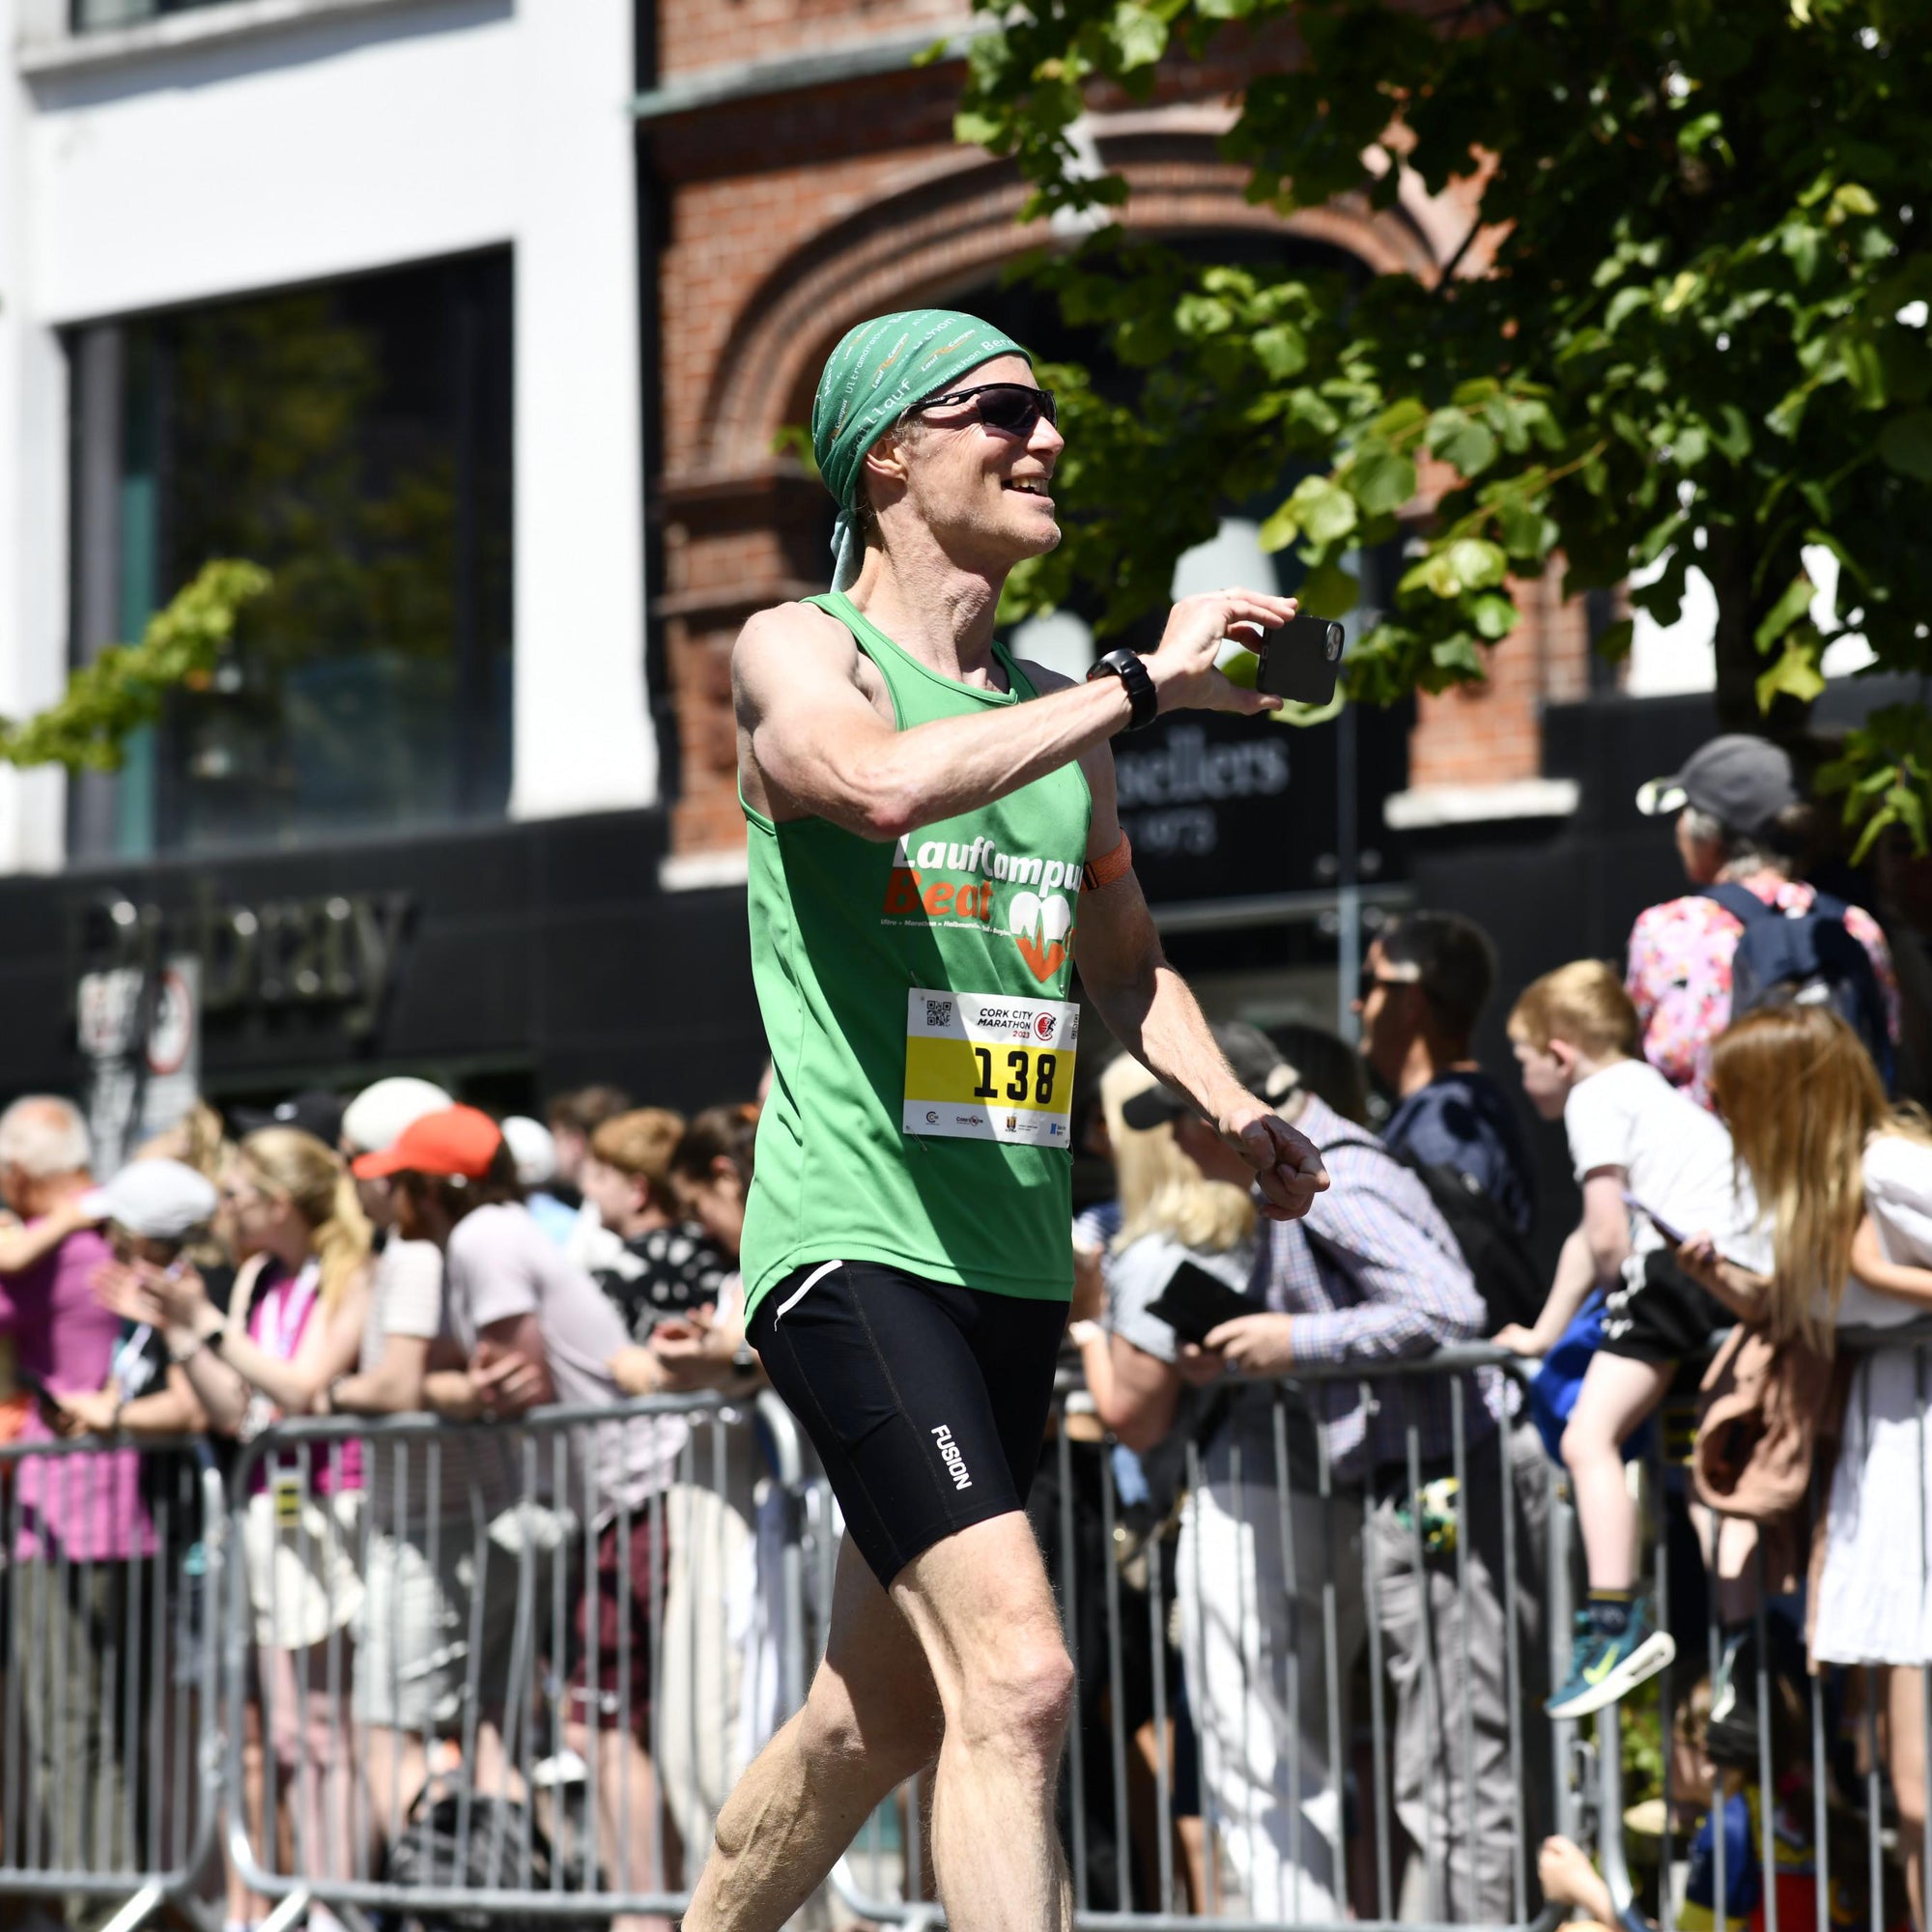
0, 809, 769, 1149
0, 696, 1414, 1152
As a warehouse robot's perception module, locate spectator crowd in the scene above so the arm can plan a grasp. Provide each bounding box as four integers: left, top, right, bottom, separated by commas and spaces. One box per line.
0, 730, 1929, 1932
0, 1076, 766, 1932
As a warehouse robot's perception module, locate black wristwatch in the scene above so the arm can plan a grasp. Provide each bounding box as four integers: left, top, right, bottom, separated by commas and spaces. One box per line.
1087, 648, 1158, 731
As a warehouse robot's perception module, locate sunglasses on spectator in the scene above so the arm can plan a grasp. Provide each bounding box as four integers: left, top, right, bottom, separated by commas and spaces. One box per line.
1357, 969, 1423, 1003
909, 383, 1058, 438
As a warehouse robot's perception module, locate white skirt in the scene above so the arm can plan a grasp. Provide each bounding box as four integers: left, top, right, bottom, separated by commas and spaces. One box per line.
1813, 1347, 1932, 1665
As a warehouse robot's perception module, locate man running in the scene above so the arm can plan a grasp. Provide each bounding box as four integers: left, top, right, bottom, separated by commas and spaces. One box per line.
684, 308, 1327, 1932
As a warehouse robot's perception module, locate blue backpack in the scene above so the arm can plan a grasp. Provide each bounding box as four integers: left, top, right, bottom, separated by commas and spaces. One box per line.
1701, 881, 1892, 1087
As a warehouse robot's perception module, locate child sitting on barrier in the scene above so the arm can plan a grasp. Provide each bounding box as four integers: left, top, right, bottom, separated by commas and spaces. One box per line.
1502, 962, 1760, 1718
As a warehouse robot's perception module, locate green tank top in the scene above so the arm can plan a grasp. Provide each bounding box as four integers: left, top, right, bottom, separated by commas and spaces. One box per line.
740, 591, 1094, 1319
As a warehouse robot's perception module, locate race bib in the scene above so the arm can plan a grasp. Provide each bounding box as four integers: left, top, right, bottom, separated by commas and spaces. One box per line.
903, 987, 1080, 1147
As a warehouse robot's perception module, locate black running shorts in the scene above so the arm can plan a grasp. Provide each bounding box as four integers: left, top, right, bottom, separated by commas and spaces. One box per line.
749, 1259, 1067, 1587
1600, 1248, 1729, 1364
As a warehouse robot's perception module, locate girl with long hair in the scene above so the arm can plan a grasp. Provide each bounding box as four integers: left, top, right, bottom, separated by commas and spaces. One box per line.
632, 1101, 773, 1877
1687, 1004, 1932, 1926
134, 1125, 374, 1908
144, 1124, 373, 1428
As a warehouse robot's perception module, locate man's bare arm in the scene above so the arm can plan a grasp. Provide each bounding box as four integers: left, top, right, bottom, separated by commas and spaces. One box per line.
1071, 742, 1326, 1221
0, 1202, 92, 1278
738, 591, 1294, 841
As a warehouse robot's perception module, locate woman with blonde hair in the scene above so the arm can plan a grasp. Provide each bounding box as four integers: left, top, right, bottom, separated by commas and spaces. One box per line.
1684, 1003, 1932, 1925
1063, 1049, 1257, 1912
1069, 1033, 1362, 1920
144, 1125, 375, 1418
132, 1124, 375, 1907
1068, 1050, 1256, 1444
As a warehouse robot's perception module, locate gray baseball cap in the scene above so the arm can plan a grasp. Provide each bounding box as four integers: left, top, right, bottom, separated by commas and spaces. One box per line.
1120, 1022, 1300, 1131
1635, 734, 1798, 837
80, 1158, 217, 1240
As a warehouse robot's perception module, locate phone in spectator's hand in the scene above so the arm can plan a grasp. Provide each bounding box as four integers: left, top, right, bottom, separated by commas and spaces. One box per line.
1623, 1190, 1691, 1247
14, 1368, 64, 1423
1624, 1192, 1754, 1271
1146, 1260, 1262, 1346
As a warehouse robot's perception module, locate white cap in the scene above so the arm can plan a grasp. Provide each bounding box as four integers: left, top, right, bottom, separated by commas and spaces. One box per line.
341, 1076, 453, 1156
500, 1116, 557, 1189
80, 1158, 217, 1240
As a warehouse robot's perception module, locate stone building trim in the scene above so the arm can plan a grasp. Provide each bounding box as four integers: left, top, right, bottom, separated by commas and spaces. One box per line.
1382, 778, 1582, 831
631, 24, 994, 122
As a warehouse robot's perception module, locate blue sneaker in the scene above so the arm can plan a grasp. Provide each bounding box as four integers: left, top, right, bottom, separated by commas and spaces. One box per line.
1546, 1601, 1675, 1719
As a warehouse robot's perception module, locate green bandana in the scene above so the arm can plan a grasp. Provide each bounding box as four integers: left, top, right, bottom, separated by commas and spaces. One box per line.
811, 309, 1030, 589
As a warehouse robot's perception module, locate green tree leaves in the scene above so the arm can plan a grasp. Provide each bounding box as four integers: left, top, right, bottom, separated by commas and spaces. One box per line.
956, 0, 1932, 836
1878, 409, 1932, 481
0, 561, 270, 772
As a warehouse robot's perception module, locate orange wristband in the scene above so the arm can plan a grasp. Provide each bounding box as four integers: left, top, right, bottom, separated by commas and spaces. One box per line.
1081, 831, 1134, 893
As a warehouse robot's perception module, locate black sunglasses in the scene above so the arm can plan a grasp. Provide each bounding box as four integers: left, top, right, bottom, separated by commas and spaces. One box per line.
910, 383, 1058, 438
1357, 970, 1421, 1004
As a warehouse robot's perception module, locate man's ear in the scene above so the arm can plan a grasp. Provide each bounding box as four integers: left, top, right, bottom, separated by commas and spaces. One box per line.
862, 428, 913, 493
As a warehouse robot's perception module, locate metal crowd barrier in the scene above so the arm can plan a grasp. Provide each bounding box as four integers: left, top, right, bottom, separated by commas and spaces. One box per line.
0, 1429, 226, 1932
834, 1343, 1575, 1932
219, 1387, 810, 1927
1591, 1321, 1932, 1932
13, 1326, 1924, 1932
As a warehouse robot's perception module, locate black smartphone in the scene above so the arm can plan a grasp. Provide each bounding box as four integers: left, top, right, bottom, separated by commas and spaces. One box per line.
1145, 1259, 1261, 1346
1255, 615, 1347, 706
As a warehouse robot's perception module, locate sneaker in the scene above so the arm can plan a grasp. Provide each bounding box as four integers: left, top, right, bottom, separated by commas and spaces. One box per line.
1709, 1626, 1748, 1723
1546, 1601, 1676, 1719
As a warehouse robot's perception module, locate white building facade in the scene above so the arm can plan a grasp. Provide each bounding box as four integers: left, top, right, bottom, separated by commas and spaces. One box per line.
0, 0, 657, 877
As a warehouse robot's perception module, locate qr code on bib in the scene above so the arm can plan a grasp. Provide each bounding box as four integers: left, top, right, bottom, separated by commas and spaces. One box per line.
924, 999, 953, 1028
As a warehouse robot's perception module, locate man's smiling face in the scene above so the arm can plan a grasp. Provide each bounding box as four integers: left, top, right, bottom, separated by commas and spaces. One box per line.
871, 354, 1065, 570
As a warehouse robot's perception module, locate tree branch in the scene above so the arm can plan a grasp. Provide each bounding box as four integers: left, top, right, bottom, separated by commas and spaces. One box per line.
1433, 213, 1487, 293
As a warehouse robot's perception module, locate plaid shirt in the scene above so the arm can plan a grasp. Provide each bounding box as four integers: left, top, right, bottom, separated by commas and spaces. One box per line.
1254, 1094, 1507, 1482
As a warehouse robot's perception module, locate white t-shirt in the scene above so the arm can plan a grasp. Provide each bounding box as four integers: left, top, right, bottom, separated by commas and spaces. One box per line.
444, 1202, 684, 1512
1843, 1132, 1932, 1330
1563, 1057, 1754, 1260
360, 1236, 444, 1367
359, 1236, 519, 1526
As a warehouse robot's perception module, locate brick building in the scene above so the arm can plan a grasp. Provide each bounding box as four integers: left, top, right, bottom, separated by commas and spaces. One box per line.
629, 0, 1932, 1254
635, 0, 1600, 869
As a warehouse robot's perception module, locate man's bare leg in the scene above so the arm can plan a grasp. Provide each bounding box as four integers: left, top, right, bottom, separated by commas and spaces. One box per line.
687, 1510, 1074, 1932
890, 1512, 1075, 1932
683, 1538, 943, 1932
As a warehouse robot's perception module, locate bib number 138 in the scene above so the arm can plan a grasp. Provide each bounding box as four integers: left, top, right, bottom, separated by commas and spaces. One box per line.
973, 1044, 1059, 1107
903, 987, 1080, 1148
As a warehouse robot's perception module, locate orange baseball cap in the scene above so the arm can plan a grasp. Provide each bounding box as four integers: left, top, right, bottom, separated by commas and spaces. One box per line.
352, 1104, 504, 1180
